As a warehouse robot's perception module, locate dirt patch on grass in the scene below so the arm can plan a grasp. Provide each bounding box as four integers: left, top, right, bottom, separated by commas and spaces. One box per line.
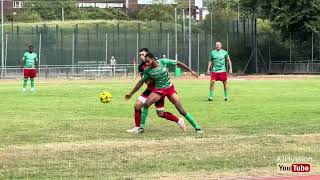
0, 134, 319, 179
1, 134, 319, 161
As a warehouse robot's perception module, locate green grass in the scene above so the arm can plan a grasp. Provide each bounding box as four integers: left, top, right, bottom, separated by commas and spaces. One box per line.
0, 77, 320, 179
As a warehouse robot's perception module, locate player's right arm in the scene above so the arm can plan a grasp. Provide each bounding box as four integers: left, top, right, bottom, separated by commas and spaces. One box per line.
207, 61, 212, 74
125, 72, 150, 100
20, 53, 25, 72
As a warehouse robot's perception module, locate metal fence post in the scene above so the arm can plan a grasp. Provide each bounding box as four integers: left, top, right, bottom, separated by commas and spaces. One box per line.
227, 33, 229, 52
268, 33, 271, 72
175, 8, 178, 60
311, 32, 314, 73
167, 33, 170, 58
197, 33, 200, 74
105, 33, 108, 63
39, 33, 42, 76
72, 32, 75, 75
4, 33, 7, 77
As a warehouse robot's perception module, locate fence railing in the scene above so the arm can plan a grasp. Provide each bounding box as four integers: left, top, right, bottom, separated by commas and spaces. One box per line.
0, 31, 319, 78
3, 64, 137, 78
269, 60, 320, 74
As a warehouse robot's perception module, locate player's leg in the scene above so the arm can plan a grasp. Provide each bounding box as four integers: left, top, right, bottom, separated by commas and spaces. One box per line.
30, 78, 35, 93
167, 93, 202, 133
126, 99, 144, 133
222, 72, 228, 100
139, 92, 162, 131
208, 72, 216, 101
155, 98, 186, 131
223, 81, 228, 100
30, 69, 36, 93
126, 90, 149, 133
22, 69, 28, 95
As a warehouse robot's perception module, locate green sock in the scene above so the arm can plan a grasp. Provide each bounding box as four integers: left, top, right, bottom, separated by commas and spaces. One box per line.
30, 78, 35, 89
209, 90, 214, 98
185, 113, 201, 130
23, 78, 28, 88
224, 90, 228, 99
140, 108, 149, 129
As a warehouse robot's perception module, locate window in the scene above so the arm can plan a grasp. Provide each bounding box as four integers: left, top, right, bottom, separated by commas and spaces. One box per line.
13, 1, 24, 9
107, 3, 124, 8
78, 3, 95, 8
95, 3, 107, 8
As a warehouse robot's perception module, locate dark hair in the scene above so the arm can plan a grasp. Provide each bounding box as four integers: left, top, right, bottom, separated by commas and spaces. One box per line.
29, 45, 33, 48
139, 48, 149, 53
145, 53, 156, 60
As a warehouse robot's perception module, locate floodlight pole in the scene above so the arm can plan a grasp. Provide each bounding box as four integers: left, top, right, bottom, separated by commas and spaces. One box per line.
62, 7, 64, 22
188, 0, 191, 68
211, 0, 213, 49
1, 0, 3, 79
175, 8, 178, 60
4, 33, 7, 77
183, 9, 185, 46
39, 33, 42, 75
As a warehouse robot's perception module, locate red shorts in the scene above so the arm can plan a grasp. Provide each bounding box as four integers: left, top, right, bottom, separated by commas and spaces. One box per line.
211, 72, 227, 81
153, 84, 177, 99
23, 69, 36, 78
139, 89, 164, 110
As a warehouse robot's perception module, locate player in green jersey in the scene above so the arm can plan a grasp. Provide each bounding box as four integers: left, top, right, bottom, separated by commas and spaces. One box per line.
125, 53, 203, 134
20, 45, 38, 95
207, 42, 233, 101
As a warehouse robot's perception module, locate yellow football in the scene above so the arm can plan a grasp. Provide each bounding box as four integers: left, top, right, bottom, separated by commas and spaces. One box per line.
99, 91, 112, 103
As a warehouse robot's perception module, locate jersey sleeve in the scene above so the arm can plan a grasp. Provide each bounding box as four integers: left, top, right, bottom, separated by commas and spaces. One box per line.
225, 51, 229, 59
34, 53, 39, 61
22, 52, 26, 61
160, 58, 177, 68
210, 51, 214, 61
138, 63, 144, 76
141, 70, 151, 83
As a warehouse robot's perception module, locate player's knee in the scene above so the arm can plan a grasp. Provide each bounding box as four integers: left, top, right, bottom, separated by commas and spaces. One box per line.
179, 111, 187, 116
157, 111, 164, 117
143, 102, 151, 108
134, 102, 143, 110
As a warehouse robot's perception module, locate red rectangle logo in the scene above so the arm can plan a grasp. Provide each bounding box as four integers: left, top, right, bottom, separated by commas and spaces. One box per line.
291, 164, 311, 172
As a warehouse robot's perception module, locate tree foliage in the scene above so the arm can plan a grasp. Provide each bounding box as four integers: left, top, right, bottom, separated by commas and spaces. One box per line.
24, 0, 79, 20
138, 0, 174, 21
240, 0, 320, 36
23, 0, 129, 21
207, 0, 239, 20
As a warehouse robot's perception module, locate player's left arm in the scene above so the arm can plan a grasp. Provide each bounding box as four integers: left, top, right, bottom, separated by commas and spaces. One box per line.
175, 60, 199, 78
227, 56, 232, 74
34, 54, 39, 71
20, 53, 25, 72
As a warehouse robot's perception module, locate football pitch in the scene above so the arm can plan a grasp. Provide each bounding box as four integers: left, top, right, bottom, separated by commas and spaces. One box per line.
0, 76, 320, 179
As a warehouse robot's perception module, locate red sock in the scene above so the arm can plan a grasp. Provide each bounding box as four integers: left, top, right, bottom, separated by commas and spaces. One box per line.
134, 110, 141, 127
163, 112, 179, 123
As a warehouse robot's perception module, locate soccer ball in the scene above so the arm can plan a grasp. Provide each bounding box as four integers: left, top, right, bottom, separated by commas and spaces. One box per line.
99, 91, 112, 103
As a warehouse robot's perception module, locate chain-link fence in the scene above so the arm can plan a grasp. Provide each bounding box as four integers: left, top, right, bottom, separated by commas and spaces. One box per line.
1, 22, 319, 78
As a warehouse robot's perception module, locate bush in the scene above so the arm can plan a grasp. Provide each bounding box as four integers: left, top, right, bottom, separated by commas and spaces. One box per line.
12, 11, 43, 22
79, 8, 129, 20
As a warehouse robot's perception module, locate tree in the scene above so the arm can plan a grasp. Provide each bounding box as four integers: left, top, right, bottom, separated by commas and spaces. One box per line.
80, 8, 129, 20
24, 0, 79, 20
138, 0, 174, 21
240, 0, 320, 36
207, 0, 239, 20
